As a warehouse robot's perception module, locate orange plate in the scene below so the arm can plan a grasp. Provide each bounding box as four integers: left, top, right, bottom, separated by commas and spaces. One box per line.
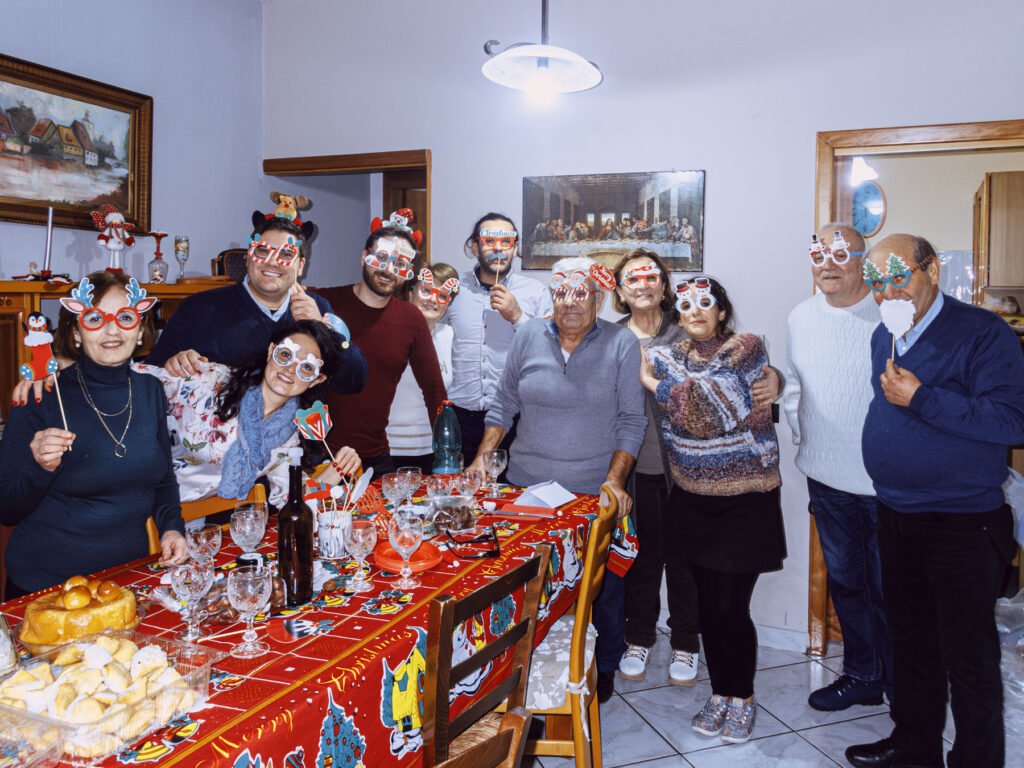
373, 541, 442, 574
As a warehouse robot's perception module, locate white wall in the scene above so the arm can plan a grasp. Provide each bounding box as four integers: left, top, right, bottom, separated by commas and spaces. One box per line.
263, 0, 1024, 636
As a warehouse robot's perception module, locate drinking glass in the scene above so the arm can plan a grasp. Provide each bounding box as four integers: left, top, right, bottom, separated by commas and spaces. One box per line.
425, 473, 452, 499
230, 506, 267, 556
173, 235, 189, 281
344, 519, 377, 593
171, 561, 214, 641
381, 473, 406, 510
185, 524, 222, 565
482, 449, 508, 498
226, 565, 272, 658
388, 512, 424, 590
396, 466, 422, 504
453, 470, 482, 498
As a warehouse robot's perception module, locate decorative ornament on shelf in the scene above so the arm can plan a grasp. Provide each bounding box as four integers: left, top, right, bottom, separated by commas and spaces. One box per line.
252, 191, 316, 242
147, 232, 168, 284
90, 204, 136, 273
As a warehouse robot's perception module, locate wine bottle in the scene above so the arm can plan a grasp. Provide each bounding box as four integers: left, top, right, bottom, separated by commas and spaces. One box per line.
277, 447, 313, 606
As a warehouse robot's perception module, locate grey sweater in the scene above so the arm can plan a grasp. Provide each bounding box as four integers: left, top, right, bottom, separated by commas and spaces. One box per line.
486, 317, 647, 495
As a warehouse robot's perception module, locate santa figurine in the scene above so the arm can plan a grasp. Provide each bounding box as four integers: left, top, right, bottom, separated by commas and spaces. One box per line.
91, 204, 136, 272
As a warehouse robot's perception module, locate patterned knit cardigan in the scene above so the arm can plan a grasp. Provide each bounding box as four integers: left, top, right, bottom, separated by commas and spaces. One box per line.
649, 332, 781, 496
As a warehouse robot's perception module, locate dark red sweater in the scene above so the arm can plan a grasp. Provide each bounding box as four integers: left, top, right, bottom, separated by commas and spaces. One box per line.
316, 284, 446, 457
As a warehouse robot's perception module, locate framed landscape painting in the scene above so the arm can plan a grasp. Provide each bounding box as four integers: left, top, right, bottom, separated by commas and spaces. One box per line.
522, 170, 705, 271
0, 54, 152, 232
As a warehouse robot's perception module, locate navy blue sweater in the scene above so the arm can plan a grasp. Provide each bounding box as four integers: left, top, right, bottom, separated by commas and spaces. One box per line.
146, 282, 368, 394
862, 295, 1024, 513
0, 355, 185, 592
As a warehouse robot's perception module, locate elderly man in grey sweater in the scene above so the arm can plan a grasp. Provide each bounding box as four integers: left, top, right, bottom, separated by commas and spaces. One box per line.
469, 255, 647, 703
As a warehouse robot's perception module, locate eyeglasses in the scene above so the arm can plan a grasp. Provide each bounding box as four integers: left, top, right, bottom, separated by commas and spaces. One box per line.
443, 526, 501, 559
364, 244, 415, 280
809, 231, 864, 267
478, 228, 518, 250
78, 307, 141, 331
552, 284, 591, 303
622, 273, 661, 288
272, 338, 323, 381
675, 278, 716, 314
416, 284, 454, 305
864, 257, 933, 293
248, 240, 300, 267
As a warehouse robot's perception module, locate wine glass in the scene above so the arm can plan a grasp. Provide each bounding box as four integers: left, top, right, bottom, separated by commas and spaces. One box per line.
171, 561, 214, 641
381, 473, 406, 510
185, 524, 222, 565
482, 449, 508, 498
425, 473, 451, 499
344, 519, 376, 593
230, 506, 267, 559
453, 470, 482, 498
226, 565, 272, 658
388, 512, 424, 590
173, 235, 189, 281
397, 466, 422, 505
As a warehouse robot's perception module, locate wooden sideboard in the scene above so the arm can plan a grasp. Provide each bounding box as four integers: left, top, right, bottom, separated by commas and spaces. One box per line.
0, 278, 228, 422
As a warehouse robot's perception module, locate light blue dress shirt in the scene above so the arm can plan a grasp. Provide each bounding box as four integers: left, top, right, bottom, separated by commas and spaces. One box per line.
895, 292, 943, 356
243, 276, 291, 321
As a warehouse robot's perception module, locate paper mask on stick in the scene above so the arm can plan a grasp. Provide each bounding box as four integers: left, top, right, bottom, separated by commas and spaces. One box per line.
364, 237, 416, 280
675, 278, 716, 314
20, 313, 58, 382
295, 400, 332, 441
879, 299, 916, 340
478, 227, 518, 256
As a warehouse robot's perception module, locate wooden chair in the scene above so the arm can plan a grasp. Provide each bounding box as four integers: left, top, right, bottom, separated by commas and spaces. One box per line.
434, 708, 532, 768
422, 544, 552, 768
210, 248, 248, 282
147, 483, 267, 555
519, 485, 618, 768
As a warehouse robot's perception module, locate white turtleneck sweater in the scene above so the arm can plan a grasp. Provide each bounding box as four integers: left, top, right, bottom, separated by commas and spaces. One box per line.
783, 291, 880, 496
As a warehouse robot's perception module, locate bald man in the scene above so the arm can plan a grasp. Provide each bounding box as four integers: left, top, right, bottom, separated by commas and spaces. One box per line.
847, 234, 1024, 768
783, 223, 892, 713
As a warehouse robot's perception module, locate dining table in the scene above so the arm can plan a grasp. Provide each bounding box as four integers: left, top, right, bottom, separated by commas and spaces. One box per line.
0, 484, 614, 768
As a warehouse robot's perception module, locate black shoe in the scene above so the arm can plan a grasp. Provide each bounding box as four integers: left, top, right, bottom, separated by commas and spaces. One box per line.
845, 737, 897, 768
597, 671, 615, 703
809, 674, 884, 711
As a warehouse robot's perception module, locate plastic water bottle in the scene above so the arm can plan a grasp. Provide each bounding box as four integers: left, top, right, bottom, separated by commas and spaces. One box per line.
432, 401, 462, 475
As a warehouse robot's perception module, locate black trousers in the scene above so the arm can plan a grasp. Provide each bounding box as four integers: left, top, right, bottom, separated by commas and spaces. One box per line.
877, 502, 1013, 768
453, 405, 517, 467
690, 564, 759, 699
624, 472, 700, 651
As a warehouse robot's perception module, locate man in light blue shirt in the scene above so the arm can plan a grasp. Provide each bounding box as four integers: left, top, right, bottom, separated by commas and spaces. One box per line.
444, 212, 552, 460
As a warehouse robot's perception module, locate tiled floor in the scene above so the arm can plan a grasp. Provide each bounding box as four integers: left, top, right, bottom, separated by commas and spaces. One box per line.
520, 625, 1018, 768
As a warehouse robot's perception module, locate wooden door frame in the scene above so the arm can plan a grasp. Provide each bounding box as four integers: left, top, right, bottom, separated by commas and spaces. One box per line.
263, 149, 431, 259
807, 118, 1024, 655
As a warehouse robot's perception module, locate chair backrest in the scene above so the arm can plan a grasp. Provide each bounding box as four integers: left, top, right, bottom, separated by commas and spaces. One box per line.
423, 544, 552, 767
434, 708, 532, 768
211, 248, 248, 282
568, 486, 618, 684
147, 483, 268, 555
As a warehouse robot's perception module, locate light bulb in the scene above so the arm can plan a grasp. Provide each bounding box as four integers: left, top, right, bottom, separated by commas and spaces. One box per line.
850, 156, 879, 187
524, 64, 557, 106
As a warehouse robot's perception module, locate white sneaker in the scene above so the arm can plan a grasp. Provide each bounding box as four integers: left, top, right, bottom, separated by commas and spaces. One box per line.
617, 644, 651, 681
669, 649, 699, 687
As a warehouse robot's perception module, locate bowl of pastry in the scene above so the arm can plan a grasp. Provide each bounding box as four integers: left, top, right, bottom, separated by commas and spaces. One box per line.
17, 575, 141, 656
0, 629, 225, 764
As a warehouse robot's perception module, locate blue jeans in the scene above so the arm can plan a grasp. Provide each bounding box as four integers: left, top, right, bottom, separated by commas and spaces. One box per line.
592, 570, 626, 674
807, 478, 893, 694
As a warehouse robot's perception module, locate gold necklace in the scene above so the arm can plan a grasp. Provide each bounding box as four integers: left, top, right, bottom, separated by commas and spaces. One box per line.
76, 364, 132, 458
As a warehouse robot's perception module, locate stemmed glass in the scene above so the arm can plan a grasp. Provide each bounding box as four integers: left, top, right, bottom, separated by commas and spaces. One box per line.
397, 466, 422, 505
171, 561, 214, 641
482, 449, 507, 498
173, 235, 189, 281
381, 473, 406, 511
230, 506, 268, 563
226, 565, 273, 658
185, 524, 222, 566
388, 512, 424, 590
425, 473, 452, 499
345, 520, 376, 593
453, 470, 482, 498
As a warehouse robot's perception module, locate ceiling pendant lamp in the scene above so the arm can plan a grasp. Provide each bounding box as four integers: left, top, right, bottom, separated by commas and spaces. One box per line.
482, 0, 603, 105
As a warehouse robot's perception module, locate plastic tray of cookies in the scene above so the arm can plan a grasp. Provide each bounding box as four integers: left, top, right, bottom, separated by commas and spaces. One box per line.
0, 628, 226, 766
0, 614, 17, 678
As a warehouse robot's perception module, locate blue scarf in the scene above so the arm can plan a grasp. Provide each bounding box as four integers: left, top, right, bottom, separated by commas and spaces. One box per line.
218, 386, 298, 500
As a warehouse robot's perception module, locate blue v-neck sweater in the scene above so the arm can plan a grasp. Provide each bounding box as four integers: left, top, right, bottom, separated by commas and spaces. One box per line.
862, 295, 1024, 514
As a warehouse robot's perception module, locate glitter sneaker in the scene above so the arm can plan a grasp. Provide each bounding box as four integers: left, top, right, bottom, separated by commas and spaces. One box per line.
669, 649, 698, 687
617, 644, 651, 682
690, 693, 729, 736
720, 696, 757, 744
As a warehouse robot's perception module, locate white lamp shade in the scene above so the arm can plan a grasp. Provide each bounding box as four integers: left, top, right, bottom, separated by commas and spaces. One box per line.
482, 43, 603, 94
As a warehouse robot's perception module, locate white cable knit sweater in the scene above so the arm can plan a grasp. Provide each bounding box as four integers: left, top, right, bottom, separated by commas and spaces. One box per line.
783, 291, 879, 496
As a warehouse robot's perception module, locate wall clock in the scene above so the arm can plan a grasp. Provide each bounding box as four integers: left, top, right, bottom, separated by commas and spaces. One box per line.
852, 181, 886, 237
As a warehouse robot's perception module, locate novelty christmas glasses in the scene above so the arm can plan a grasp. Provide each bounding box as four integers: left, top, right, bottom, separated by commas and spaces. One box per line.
272, 337, 323, 381
478, 227, 518, 251
416, 269, 459, 305
675, 278, 716, 314
809, 230, 865, 267
549, 270, 591, 303
620, 262, 662, 288
364, 238, 416, 280
863, 253, 934, 293
248, 238, 300, 267
60, 277, 158, 331
79, 307, 142, 331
